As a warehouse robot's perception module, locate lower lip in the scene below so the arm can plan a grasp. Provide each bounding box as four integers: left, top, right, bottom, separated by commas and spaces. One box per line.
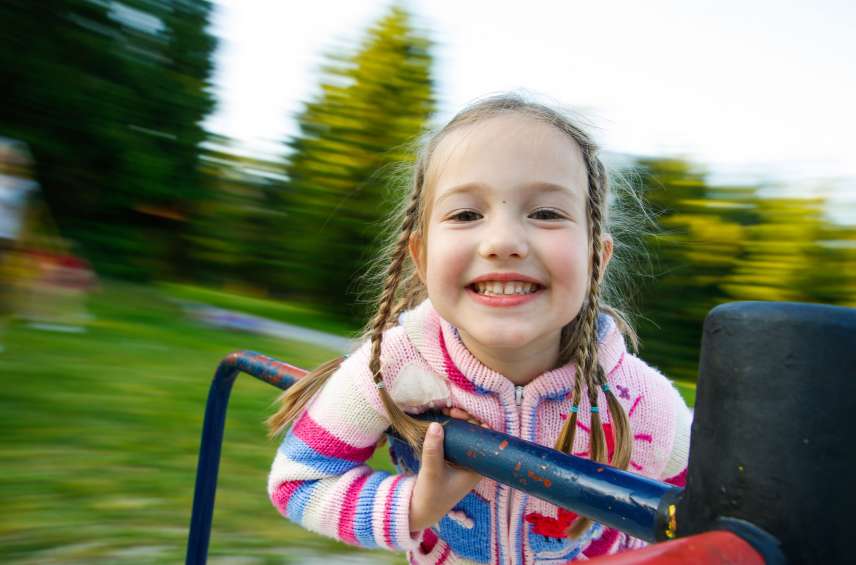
466, 286, 542, 307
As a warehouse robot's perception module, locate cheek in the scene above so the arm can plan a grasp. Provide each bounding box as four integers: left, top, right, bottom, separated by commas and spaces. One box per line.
545, 234, 590, 297
424, 231, 471, 291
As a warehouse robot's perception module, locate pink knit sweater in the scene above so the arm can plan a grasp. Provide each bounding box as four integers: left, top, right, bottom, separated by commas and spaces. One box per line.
268, 300, 691, 564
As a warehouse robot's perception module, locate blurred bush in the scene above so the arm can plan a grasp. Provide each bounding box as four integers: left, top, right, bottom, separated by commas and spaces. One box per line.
0, 0, 216, 279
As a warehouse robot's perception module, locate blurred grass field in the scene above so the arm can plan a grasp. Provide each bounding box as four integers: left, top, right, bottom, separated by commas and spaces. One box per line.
0, 281, 399, 564
0, 281, 695, 564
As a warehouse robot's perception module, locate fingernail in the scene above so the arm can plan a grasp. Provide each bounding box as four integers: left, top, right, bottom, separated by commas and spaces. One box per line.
429, 422, 441, 436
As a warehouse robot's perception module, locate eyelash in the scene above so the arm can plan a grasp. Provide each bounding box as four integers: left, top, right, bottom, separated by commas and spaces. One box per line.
448, 210, 483, 222
446, 208, 567, 222
529, 208, 566, 221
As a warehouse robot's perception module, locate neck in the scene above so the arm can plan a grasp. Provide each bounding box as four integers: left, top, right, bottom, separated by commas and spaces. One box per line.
458, 330, 561, 386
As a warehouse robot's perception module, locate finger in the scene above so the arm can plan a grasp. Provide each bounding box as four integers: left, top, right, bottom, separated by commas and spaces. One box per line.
419, 422, 445, 479
448, 407, 473, 420
447, 466, 485, 493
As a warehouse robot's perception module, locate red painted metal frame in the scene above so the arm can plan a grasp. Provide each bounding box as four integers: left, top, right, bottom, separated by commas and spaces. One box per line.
587, 531, 765, 565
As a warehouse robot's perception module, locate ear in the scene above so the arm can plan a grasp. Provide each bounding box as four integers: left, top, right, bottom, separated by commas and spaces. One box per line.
598, 234, 614, 282
408, 232, 427, 283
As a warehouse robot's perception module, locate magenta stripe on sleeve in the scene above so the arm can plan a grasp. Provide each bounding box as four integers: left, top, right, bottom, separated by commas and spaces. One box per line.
382, 475, 403, 547
271, 479, 305, 514
292, 412, 376, 462
338, 472, 371, 545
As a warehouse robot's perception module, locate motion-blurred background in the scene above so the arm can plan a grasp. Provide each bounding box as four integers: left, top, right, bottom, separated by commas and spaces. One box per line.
1, 1, 853, 563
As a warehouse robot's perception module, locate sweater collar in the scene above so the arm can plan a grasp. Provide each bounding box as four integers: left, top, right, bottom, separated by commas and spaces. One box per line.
401, 300, 627, 400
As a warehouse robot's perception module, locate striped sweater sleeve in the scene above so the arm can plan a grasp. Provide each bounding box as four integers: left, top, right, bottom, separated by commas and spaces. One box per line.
267, 346, 419, 552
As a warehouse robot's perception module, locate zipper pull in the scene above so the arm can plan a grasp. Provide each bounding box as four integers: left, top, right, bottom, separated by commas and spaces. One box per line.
515, 385, 524, 407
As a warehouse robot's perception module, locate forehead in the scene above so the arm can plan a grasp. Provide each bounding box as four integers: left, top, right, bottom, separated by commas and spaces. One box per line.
425, 114, 588, 204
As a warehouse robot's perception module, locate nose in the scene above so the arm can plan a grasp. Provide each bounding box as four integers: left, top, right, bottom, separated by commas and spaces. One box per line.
477, 215, 529, 260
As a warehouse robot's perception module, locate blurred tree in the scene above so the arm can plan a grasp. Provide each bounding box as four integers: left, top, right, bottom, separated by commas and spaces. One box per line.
189, 136, 288, 288
274, 5, 435, 319
630, 158, 754, 381
631, 158, 856, 382
721, 195, 856, 307
0, 0, 216, 278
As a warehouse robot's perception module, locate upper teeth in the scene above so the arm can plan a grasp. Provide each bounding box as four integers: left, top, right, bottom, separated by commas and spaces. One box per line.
474, 281, 538, 295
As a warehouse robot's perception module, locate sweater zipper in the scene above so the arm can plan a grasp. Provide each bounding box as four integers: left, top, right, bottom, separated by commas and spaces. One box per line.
507, 385, 525, 565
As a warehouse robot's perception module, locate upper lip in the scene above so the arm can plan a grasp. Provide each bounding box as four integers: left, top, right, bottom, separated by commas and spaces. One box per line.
469, 272, 544, 286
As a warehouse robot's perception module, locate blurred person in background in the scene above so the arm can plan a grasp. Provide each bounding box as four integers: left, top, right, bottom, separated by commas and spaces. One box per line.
0, 137, 98, 342
0, 138, 38, 350
19, 239, 98, 333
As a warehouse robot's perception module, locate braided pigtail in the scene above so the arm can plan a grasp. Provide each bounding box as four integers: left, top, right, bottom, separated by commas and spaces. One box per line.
269, 158, 431, 446
586, 159, 632, 470
561, 152, 635, 539
366, 166, 432, 453
555, 357, 582, 453
389, 269, 426, 324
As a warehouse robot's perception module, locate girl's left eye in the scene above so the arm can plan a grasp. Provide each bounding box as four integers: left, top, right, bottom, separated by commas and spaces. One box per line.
529, 208, 565, 220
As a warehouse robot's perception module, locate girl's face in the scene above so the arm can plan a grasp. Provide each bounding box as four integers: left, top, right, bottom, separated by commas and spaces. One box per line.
410, 114, 612, 369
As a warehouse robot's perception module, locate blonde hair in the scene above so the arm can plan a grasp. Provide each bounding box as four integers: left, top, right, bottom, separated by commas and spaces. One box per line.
268, 93, 650, 538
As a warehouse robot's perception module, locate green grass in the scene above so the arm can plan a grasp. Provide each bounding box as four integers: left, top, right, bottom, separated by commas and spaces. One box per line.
0, 281, 400, 564
672, 380, 696, 406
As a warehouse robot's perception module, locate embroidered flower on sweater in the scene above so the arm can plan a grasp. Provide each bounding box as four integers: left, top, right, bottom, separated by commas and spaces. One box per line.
446, 509, 475, 529
525, 507, 579, 538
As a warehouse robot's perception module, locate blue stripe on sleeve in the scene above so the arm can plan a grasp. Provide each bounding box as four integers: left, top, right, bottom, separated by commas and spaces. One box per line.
278, 433, 362, 476
354, 471, 389, 548
286, 480, 319, 524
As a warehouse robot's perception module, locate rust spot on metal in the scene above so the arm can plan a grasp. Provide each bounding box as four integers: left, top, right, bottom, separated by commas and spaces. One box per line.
499, 440, 509, 450
514, 462, 521, 471
526, 470, 552, 488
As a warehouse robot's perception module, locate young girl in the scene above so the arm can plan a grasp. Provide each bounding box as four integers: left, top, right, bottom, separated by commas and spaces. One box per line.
267, 94, 692, 564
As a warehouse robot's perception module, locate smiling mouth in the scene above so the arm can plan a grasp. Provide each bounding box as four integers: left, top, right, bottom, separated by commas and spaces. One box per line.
469, 281, 542, 296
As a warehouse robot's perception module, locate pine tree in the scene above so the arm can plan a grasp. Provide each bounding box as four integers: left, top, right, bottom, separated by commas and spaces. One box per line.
275, 5, 435, 319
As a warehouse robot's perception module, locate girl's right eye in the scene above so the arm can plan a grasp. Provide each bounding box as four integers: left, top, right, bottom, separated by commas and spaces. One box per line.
448, 210, 482, 222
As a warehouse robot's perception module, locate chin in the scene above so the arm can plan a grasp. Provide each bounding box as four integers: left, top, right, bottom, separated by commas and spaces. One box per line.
467, 327, 538, 351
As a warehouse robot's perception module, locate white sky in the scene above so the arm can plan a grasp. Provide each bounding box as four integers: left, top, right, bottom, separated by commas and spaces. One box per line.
206, 0, 856, 218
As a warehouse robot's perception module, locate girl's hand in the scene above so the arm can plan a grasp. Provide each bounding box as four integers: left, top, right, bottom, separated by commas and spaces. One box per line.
409, 407, 489, 532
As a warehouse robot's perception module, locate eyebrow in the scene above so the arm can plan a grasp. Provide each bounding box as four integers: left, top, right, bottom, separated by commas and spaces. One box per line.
434, 181, 576, 206
433, 182, 487, 207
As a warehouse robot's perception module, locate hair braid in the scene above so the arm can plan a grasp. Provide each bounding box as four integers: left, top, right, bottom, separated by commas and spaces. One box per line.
367, 173, 431, 452
560, 150, 634, 539
389, 269, 425, 324
591, 157, 632, 472
267, 159, 431, 446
